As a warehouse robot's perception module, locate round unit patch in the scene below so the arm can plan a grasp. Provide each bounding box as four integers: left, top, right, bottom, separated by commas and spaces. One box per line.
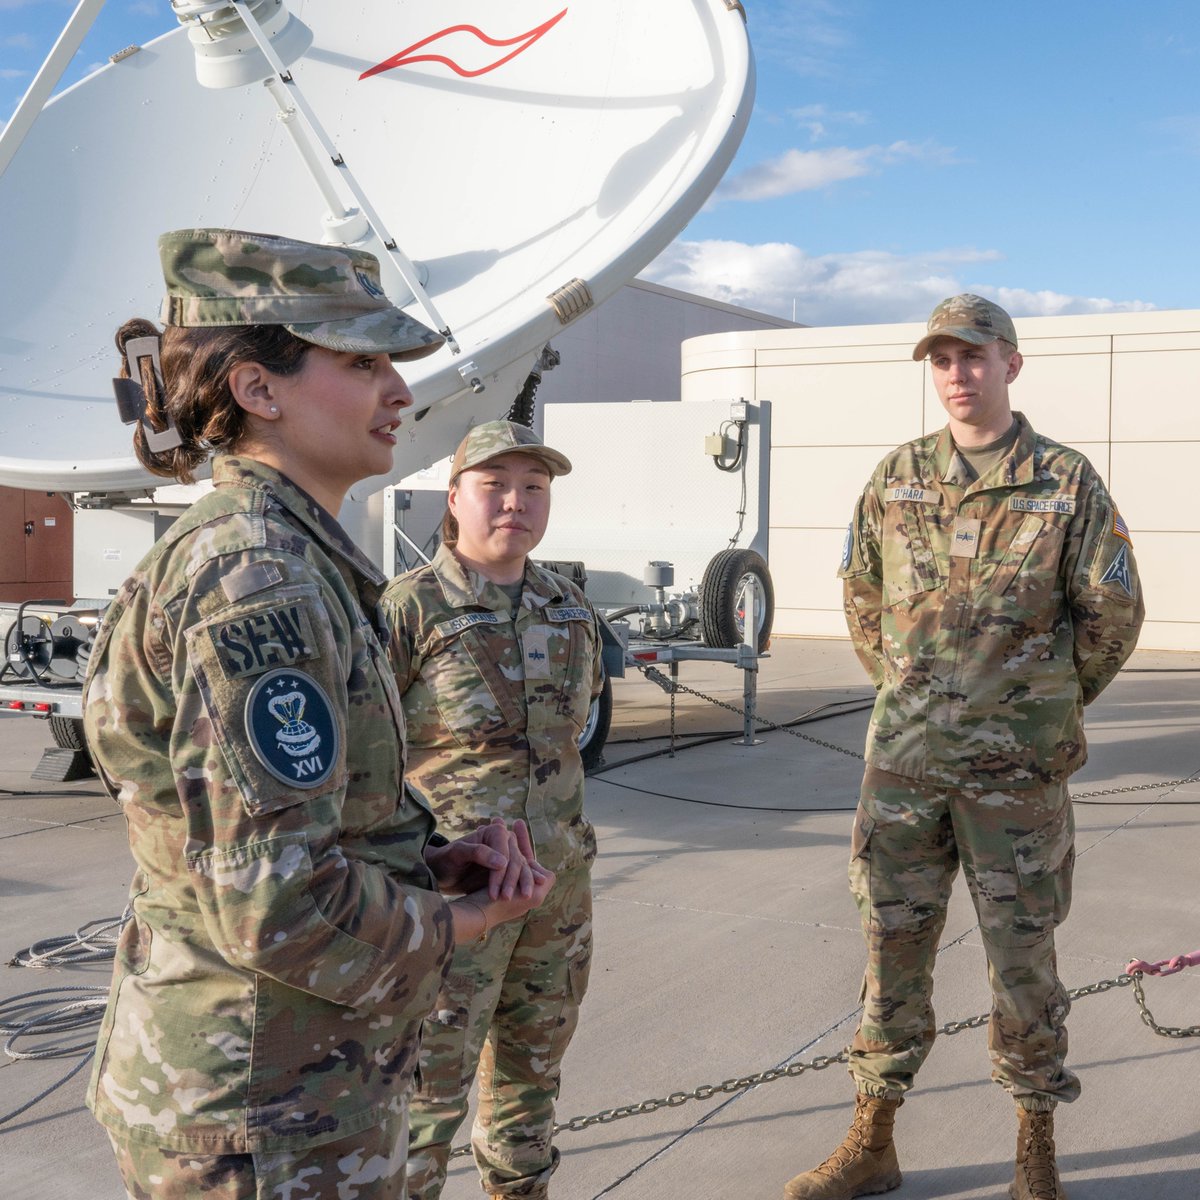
245, 668, 340, 789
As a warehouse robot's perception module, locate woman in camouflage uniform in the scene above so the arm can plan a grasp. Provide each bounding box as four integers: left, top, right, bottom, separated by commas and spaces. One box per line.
83, 229, 554, 1200
381, 421, 602, 1200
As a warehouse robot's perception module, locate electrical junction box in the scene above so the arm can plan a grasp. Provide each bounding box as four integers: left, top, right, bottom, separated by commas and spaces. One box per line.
704, 433, 728, 456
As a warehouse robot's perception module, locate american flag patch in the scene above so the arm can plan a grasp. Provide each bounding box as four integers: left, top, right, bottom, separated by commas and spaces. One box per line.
1112, 511, 1131, 544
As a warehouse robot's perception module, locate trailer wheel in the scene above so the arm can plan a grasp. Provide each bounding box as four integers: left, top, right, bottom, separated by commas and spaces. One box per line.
49, 715, 87, 751
699, 549, 774, 652
578, 664, 613, 772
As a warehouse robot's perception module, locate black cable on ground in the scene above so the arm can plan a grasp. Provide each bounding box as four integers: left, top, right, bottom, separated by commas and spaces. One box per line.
589, 697, 875, 776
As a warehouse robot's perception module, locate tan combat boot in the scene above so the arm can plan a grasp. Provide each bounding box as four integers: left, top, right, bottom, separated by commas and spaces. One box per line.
1010, 1107, 1068, 1200
783, 1093, 903, 1199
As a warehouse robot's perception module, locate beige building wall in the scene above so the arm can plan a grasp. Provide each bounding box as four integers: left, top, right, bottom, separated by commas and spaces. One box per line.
681, 310, 1200, 652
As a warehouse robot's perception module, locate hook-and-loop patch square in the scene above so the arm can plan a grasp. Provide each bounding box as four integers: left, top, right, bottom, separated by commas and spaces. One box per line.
208, 601, 319, 680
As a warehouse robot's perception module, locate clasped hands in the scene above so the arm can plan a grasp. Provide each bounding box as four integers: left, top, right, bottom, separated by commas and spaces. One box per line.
424, 818, 556, 943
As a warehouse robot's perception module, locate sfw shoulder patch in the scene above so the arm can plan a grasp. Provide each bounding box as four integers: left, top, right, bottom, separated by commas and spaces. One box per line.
245, 668, 339, 789
1010, 496, 1076, 515
434, 611, 502, 639
885, 487, 940, 504
545, 605, 591, 622
1112, 510, 1132, 544
1098, 544, 1134, 596
209, 602, 318, 680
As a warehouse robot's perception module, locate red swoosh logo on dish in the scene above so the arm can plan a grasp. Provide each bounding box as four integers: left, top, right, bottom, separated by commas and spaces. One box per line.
360, 9, 568, 81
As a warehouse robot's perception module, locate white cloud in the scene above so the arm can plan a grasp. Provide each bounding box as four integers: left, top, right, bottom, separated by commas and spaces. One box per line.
1, 67, 28, 80
713, 140, 957, 203
641, 239, 1155, 326
788, 103, 868, 141
716, 146, 874, 201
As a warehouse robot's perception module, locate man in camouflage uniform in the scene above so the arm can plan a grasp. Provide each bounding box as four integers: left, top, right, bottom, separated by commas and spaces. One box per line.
784, 296, 1144, 1200
84, 230, 548, 1199
381, 421, 602, 1200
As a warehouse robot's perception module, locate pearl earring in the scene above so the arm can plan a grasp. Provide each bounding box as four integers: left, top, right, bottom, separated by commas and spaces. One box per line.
269, 405, 279, 414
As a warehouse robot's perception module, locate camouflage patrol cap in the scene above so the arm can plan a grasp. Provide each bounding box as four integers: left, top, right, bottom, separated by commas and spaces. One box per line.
157, 228, 444, 361
450, 420, 572, 482
912, 293, 1018, 361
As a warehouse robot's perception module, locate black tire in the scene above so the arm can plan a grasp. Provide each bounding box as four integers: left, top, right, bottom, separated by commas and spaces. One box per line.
49, 715, 87, 750
699, 549, 774, 652
578, 665, 613, 772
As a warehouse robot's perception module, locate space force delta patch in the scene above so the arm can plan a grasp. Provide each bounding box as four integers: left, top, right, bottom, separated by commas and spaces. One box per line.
1098, 544, 1134, 597
245, 668, 339, 789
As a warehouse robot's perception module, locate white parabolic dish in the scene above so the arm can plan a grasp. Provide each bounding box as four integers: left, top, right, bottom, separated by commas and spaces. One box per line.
0, 0, 754, 495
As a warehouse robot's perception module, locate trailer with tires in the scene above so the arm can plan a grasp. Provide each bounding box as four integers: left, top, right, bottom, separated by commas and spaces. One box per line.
386, 394, 775, 770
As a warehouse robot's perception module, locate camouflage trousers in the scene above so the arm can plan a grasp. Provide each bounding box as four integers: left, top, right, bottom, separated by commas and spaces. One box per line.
107, 1110, 409, 1198
407, 866, 592, 1200
847, 767, 1080, 1111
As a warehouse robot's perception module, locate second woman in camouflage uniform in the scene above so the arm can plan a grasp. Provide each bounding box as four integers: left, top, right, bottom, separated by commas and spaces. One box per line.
382, 421, 602, 1200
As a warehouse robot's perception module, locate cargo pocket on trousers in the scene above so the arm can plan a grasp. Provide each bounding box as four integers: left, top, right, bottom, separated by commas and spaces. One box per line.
848, 809, 875, 916
1010, 800, 1075, 941
547, 943, 591, 1076
416, 971, 477, 1103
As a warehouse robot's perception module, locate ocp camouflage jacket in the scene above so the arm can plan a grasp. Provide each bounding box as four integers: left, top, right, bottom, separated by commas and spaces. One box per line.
83, 455, 453, 1153
381, 544, 602, 873
839, 413, 1144, 788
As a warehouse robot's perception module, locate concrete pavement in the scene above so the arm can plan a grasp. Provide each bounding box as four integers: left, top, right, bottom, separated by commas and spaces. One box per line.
1, 638, 1197, 1199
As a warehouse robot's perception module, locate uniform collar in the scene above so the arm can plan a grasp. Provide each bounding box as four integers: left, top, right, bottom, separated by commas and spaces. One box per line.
430, 542, 566, 613
927, 411, 1037, 491
212, 454, 386, 591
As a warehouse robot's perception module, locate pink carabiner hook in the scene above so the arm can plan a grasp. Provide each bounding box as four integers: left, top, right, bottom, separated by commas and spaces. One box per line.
1126, 950, 1200, 977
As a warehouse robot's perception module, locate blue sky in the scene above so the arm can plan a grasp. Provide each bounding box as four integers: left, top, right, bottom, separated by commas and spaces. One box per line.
3, 0, 1198, 325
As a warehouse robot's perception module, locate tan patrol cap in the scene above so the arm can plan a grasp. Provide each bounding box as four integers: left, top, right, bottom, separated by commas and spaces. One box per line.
912, 293, 1018, 361
450, 420, 572, 482
158, 228, 444, 362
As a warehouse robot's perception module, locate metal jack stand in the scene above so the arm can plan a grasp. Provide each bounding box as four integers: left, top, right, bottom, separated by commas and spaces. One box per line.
732, 573, 763, 746
632, 574, 767, 753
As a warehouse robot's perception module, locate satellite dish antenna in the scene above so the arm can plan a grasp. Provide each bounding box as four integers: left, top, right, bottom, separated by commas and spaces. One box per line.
0, 0, 754, 499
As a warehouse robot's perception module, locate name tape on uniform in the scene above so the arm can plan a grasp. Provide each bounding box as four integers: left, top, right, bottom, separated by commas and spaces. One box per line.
886, 487, 940, 504
244, 667, 339, 789
546, 605, 591, 622
1010, 496, 1076, 514
209, 602, 317, 680
435, 611, 503, 639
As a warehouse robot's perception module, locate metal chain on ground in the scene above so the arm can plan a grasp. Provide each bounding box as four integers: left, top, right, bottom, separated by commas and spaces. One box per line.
1130, 974, 1200, 1038
639, 665, 864, 759
636, 664, 1200, 794
449, 967, 1193, 1156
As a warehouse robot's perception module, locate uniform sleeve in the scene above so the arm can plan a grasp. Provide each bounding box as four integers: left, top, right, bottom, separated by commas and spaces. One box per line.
379, 589, 421, 694
171, 553, 451, 1019
838, 483, 886, 689
1064, 478, 1145, 704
